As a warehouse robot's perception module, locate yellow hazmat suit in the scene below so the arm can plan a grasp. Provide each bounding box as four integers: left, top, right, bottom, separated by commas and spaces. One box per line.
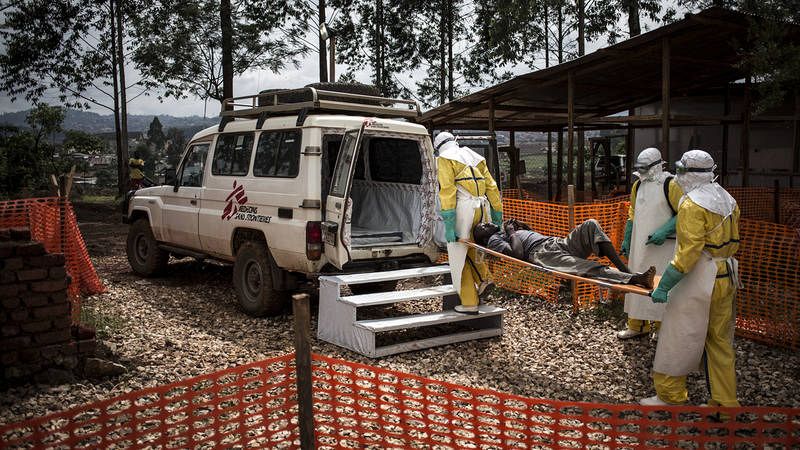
129, 158, 145, 180
642, 150, 741, 409
652, 197, 740, 406
437, 138, 503, 308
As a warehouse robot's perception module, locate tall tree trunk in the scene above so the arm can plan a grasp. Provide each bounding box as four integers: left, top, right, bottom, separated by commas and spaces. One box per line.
116, 0, 130, 194
556, 5, 564, 199
439, 0, 446, 105
576, 0, 585, 195
374, 0, 382, 90
220, 0, 234, 105
447, 0, 454, 101
319, 0, 328, 82
109, 0, 124, 197
544, 3, 552, 200
627, 1, 640, 193
627, 0, 641, 37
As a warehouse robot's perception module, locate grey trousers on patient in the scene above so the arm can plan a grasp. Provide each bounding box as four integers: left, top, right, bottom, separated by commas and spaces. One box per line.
528, 219, 633, 284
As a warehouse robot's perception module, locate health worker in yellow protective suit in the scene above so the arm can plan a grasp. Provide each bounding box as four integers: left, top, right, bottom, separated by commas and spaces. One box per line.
435, 132, 503, 314
640, 150, 741, 407
129, 151, 146, 190
618, 148, 683, 340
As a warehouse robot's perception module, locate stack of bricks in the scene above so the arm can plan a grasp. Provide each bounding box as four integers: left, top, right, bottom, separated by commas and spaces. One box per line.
0, 227, 94, 385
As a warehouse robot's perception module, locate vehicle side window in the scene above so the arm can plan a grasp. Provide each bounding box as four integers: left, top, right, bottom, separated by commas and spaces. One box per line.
212, 132, 254, 176
253, 130, 301, 177
368, 138, 422, 184
179, 144, 209, 187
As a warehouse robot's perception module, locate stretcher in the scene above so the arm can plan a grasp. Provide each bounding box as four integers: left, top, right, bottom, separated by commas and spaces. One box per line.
458, 239, 658, 296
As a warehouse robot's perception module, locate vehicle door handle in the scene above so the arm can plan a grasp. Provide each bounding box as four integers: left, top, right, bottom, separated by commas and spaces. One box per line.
190, 199, 197, 205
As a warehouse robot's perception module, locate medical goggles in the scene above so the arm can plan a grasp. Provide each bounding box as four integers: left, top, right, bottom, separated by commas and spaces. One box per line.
633, 159, 662, 172
675, 160, 716, 174
435, 135, 457, 151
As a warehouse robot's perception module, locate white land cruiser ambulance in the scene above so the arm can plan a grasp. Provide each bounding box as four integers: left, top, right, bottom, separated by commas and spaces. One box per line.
124, 85, 442, 316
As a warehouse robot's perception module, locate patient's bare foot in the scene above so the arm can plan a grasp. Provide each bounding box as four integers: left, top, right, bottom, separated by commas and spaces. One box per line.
629, 266, 656, 289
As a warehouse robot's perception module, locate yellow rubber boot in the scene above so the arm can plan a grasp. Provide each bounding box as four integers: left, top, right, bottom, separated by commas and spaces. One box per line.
652, 372, 689, 405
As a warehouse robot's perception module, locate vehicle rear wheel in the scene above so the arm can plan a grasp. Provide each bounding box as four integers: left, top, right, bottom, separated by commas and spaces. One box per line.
126, 218, 169, 276
349, 280, 399, 295
233, 242, 288, 317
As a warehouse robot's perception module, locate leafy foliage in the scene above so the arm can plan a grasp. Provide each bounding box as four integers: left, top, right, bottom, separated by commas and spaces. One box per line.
131, 0, 309, 103
147, 117, 166, 151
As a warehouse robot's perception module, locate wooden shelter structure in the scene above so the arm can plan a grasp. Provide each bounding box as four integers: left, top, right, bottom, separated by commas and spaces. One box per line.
419, 7, 800, 196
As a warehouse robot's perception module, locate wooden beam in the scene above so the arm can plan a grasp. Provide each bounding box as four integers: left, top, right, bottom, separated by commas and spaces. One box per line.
626, 111, 634, 192
661, 37, 671, 162
567, 71, 575, 186
721, 83, 730, 185
794, 94, 800, 177
741, 76, 751, 187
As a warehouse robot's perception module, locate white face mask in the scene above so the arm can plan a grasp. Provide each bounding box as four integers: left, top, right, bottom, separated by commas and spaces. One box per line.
676, 171, 714, 194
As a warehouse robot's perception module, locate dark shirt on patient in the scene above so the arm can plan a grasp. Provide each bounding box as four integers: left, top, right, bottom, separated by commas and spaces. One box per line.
486, 230, 550, 258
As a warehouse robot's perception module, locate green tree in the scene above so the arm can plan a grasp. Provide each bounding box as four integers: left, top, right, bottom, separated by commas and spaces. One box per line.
63, 130, 107, 156
0, 0, 139, 196
147, 117, 166, 151
0, 126, 37, 194
165, 127, 187, 168
26, 104, 65, 177
131, 0, 308, 104
676, 0, 800, 111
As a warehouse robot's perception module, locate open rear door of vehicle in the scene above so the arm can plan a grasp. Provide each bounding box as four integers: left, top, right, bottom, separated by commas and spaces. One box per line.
322, 124, 365, 269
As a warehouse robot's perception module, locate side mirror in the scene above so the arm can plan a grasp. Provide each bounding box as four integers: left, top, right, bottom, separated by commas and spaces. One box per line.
164, 168, 177, 186
518, 160, 527, 175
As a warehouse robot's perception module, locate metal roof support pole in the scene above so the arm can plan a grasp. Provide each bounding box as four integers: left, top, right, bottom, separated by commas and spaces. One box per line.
661, 37, 671, 164
625, 124, 634, 192
721, 83, 730, 185
741, 75, 751, 187
567, 71, 575, 186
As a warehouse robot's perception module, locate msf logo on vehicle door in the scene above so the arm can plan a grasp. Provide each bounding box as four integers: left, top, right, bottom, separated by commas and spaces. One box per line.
221, 181, 272, 223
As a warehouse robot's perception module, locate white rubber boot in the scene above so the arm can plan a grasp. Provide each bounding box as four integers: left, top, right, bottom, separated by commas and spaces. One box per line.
616, 329, 649, 340
454, 304, 480, 315
639, 395, 670, 406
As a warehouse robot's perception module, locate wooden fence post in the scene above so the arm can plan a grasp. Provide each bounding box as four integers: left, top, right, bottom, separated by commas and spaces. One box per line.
292, 293, 316, 449
774, 179, 781, 224
568, 185, 578, 310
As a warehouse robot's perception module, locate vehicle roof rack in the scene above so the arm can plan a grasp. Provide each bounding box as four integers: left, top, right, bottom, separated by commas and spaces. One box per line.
220, 87, 421, 121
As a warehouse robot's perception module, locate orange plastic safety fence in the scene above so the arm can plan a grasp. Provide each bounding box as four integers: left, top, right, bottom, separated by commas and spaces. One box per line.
498, 198, 630, 307
311, 353, 800, 449
727, 187, 800, 227
0, 197, 105, 320
3, 352, 799, 449
0, 353, 299, 449
735, 219, 800, 349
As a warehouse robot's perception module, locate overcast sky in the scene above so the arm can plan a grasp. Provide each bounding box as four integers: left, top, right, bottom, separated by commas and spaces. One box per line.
0, 4, 680, 118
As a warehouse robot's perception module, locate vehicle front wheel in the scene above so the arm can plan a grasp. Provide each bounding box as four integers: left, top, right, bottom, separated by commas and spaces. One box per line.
126, 218, 169, 276
233, 242, 288, 317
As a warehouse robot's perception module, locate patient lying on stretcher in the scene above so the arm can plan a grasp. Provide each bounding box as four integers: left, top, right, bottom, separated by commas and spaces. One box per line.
473, 219, 656, 289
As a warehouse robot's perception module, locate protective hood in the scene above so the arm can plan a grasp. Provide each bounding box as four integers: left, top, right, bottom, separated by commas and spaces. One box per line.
635, 164, 668, 183
633, 147, 665, 182
675, 170, 714, 195
685, 182, 737, 218
438, 141, 486, 167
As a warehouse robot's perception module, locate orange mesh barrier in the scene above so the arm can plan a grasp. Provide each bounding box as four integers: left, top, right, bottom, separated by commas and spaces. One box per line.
0, 353, 298, 449
494, 198, 799, 349
4, 352, 798, 449
0, 197, 105, 320
497, 198, 630, 307
507, 187, 800, 227
311, 353, 799, 449
735, 219, 800, 349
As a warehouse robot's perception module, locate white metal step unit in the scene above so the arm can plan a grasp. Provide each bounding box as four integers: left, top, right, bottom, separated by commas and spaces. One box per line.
317, 265, 505, 358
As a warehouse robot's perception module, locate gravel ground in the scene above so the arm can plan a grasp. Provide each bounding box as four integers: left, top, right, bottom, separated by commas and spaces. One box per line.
1, 201, 799, 425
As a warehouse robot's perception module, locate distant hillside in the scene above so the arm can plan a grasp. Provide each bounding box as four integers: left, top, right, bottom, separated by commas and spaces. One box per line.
0, 108, 218, 134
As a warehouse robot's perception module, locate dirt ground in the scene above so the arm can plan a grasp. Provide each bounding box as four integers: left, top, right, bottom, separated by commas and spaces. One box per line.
1, 201, 799, 425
